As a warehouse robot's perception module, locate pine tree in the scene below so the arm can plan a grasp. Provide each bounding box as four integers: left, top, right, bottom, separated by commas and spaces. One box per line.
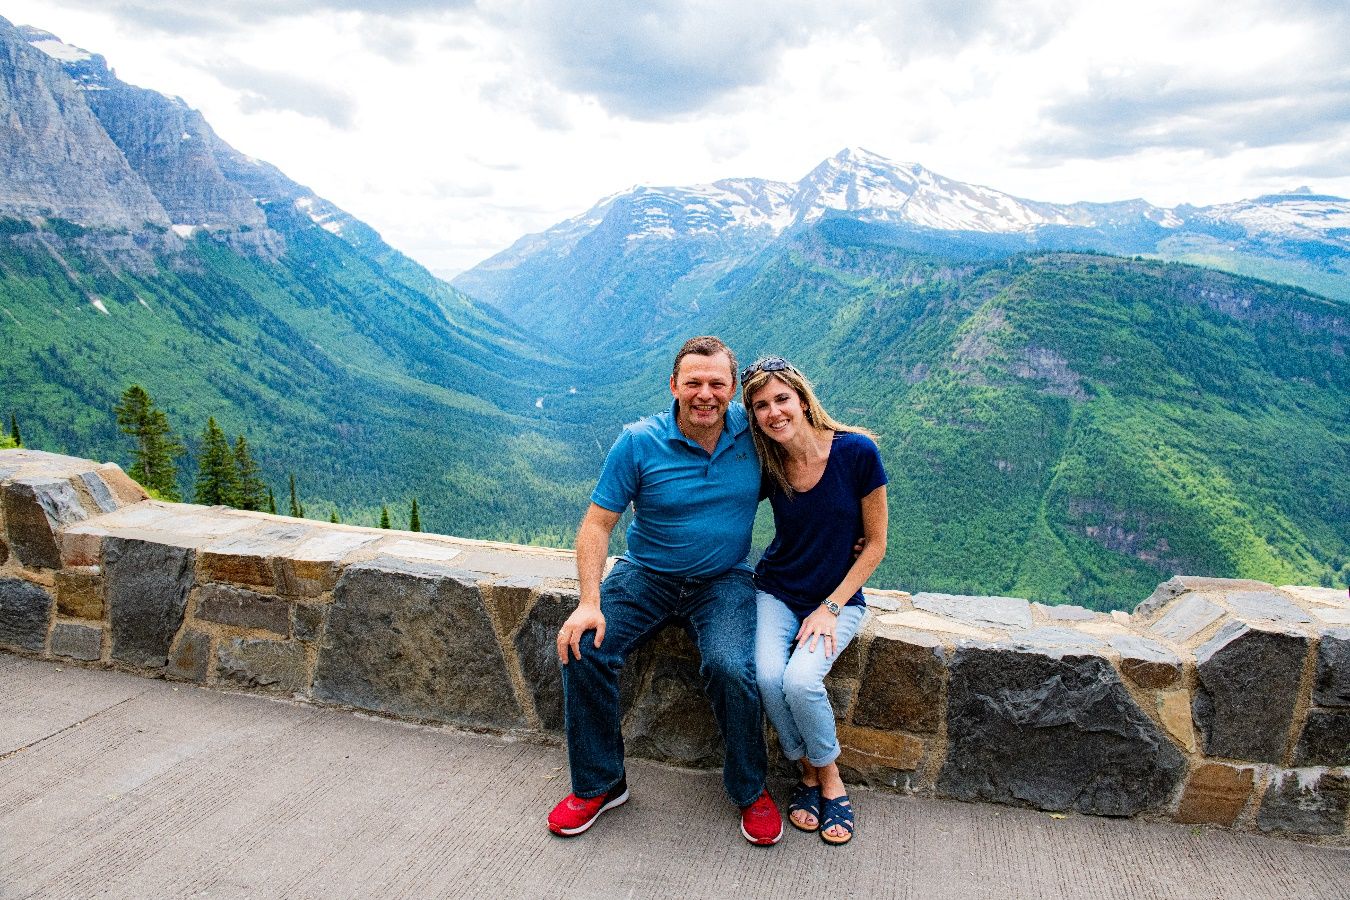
329, 509, 340, 524
288, 473, 305, 518
266, 487, 277, 515
114, 385, 184, 500
8, 413, 20, 447
194, 417, 239, 506
379, 504, 391, 529
409, 497, 421, 532
233, 436, 266, 511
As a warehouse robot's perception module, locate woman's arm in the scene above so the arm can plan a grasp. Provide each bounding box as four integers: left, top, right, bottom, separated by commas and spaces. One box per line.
797, 485, 889, 656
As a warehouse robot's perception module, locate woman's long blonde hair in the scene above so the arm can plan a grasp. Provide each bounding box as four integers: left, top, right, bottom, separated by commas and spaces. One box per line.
741, 357, 875, 498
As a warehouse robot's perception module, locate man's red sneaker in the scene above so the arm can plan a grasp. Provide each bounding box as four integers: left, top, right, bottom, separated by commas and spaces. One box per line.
740, 789, 784, 845
548, 777, 629, 836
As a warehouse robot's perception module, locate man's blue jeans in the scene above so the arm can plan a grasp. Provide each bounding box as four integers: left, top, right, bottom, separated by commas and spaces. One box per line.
562, 558, 767, 807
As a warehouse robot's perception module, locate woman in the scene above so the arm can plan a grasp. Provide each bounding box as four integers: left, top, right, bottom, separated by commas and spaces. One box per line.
741, 356, 888, 846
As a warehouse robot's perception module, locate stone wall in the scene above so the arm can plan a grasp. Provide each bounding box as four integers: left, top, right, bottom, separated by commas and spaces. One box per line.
2, 449, 1346, 841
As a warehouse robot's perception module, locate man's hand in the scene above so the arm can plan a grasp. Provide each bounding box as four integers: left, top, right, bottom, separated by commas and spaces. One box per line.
557, 604, 606, 665
795, 605, 839, 658
852, 536, 866, 560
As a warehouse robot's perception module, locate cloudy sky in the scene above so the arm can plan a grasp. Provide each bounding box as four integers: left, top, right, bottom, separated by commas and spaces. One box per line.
7, 0, 1349, 276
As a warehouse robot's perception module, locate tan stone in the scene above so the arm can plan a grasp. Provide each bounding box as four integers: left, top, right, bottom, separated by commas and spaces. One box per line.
853, 635, 944, 734
273, 558, 338, 597
1111, 610, 1132, 625
94, 464, 149, 505
1157, 690, 1197, 752
1122, 658, 1181, 690
55, 568, 103, 620
200, 551, 275, 588
836, 724, 924, 771
59, 529, 106, 568
480, 576, 545, 641
876, 609, 994, 639
1174, 764, 1254, 826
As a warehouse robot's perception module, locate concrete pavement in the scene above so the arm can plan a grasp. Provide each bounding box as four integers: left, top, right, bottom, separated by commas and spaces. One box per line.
1, 653, 1346, 899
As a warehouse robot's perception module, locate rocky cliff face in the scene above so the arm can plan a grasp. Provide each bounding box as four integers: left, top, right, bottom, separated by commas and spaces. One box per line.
0, 18, 171, 228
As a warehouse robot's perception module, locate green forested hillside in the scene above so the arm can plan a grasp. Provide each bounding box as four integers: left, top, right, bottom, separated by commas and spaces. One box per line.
692, 231, 1350, 607
0, 214, 597, 540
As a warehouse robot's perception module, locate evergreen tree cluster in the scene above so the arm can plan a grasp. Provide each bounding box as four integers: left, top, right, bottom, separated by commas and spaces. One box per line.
193, 416, 267, 511
114, 385, 184, 500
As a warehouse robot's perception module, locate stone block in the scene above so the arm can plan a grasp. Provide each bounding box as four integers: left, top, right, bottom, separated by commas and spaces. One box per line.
0, 536, 8, 566
59, 527, 106, 568
830, 632, 866, 679
1314, 628, 1350, 708
275, 530, 374, 597
1192, 621, 1308, 762
1149, 594, 1225, 643
876, 610, 995, 639
853, 635, 945, 734
1224, 590, 1312, 624
50, 622, 102, 661
2, 477, 89, 569
168, 629, 211, 682
199, 524, 310, 588
825, 677, 856, 717
0, 577, 53, 651
77, 471, 120, 514
937, 647, 1185, 816
55, 568, 103, 620
104, 537, 195, 668
1174, 764, 1255, 826
293, 603, 325, 643
912, 592, 1034, 629
1135, 576, 1274, 619
837, 724, 924, 773
217, 638, 308, 692
1108, 634, 1183, 689
1257, 770, 1349, 836
1292, 710, 1350, 766
93, 463, 149, 506
623, 652, 723, 769
1006, 627, 1106, 656
313, 557, 524, 728
195, 583, 291, 636
1033, 602, 1098, 622
1156, 690, 1196, 752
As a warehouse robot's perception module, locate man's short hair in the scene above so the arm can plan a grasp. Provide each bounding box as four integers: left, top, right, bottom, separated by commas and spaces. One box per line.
672, 336, 737, 385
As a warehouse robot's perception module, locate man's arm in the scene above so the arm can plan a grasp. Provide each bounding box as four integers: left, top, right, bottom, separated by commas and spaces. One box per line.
557, 503, 623, 664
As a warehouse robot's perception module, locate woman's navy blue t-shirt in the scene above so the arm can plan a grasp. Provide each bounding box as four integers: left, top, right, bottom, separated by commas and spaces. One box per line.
754, 431, 887, 616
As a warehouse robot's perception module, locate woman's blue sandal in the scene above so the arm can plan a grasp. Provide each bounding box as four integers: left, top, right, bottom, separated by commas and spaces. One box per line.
787, 782, 822, 832
819, 794, 855, 845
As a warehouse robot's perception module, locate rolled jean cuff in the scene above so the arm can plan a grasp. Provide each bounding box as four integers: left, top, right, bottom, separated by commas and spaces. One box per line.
807, 745, 841, 768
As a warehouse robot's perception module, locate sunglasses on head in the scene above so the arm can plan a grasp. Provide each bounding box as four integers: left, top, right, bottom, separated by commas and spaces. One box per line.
741, 356, 796, 381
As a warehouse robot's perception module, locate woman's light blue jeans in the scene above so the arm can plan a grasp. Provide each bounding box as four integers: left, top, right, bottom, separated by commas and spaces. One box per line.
755, 590, 866, 768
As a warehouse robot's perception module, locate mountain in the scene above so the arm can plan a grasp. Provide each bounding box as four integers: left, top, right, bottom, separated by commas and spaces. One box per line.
455, 148, 1350, 351
0, 19, 598, 538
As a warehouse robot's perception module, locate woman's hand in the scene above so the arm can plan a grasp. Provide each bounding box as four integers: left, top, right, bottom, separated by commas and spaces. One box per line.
796, 604, 841, 658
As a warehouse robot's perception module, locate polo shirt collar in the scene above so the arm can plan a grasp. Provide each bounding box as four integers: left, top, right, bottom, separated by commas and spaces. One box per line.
664, 399, 749, 449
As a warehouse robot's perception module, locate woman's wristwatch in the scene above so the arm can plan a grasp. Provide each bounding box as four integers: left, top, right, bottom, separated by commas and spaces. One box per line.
821, 598, 841, 615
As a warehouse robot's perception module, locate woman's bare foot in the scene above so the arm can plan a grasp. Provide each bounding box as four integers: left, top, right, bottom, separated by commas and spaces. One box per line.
817, 763, 851, 842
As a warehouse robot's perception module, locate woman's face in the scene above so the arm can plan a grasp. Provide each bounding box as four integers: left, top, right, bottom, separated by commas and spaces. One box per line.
749, 376, 805, 444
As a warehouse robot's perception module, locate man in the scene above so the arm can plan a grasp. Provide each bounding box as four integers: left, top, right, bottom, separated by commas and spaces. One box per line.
548, 335, 783, 845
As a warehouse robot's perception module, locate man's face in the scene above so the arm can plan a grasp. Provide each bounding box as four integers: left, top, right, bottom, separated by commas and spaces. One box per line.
670, 351, 736, 433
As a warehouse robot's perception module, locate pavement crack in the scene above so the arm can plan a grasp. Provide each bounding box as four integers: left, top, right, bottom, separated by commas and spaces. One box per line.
0, 692, 148, 761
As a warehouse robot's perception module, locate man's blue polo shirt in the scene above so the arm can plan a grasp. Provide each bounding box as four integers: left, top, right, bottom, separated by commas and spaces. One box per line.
591, 399, 760, 578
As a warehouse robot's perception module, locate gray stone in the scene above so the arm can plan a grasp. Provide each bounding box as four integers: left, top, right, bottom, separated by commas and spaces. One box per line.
1006, 628, 1106, 655
912, 593, 1033, 629
1108, 635, 1183, 689
50, 622, 102, 661
1224, 590, 1312, 624
195, 583, 291, 636
1292, 710, 1350, 766
0, 578, 54, 651
2, 477, 88, 569
937, 647, 1185, 816
853, 634, 945, 734
168, 629, 211, 682
293, 604, 325, 643
1135, 576, 1274, 619
1257, 770, 1349, 836
104, 537, 195, 668
1314, 628, 1350, 708
1193, 621, 1309, 762
78, 471, 119, 513
217, 638, 308, 692
313, 559, 524, 728
623, 652, 723, 769
1034, 603, 1098, 622
1149, 594, 1225, 643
